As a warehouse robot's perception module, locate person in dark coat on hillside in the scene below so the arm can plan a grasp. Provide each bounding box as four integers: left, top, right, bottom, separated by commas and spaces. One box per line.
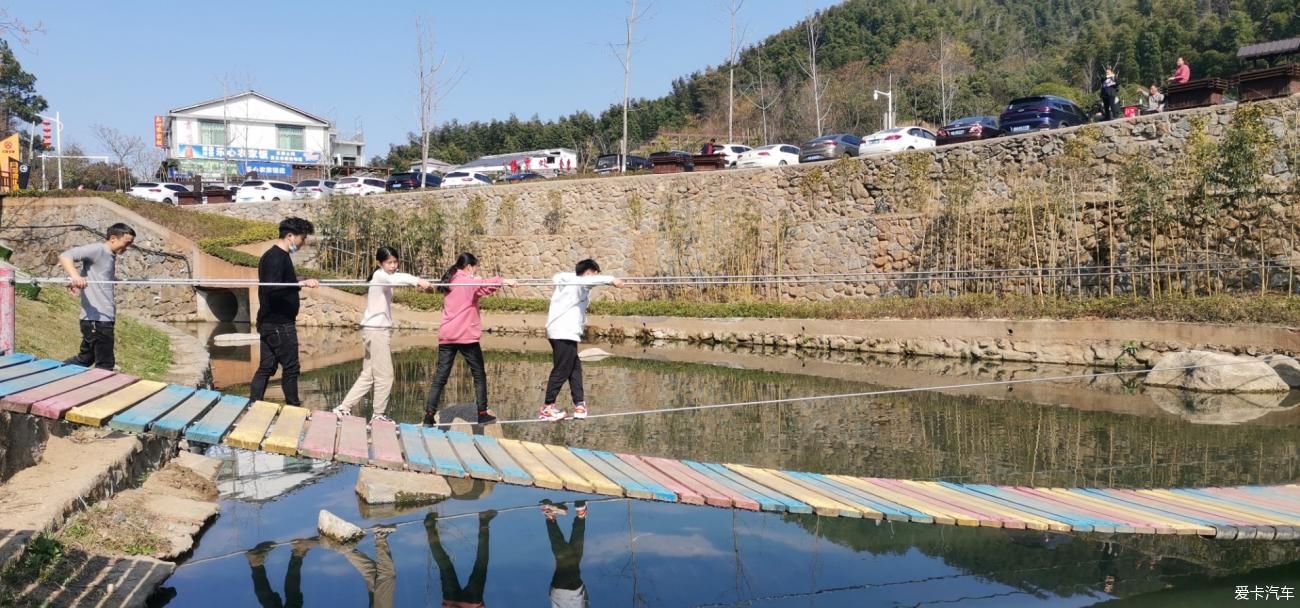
1100, 68, 1120, 121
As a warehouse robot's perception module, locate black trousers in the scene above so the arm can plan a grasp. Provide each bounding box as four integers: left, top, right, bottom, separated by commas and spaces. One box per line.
1101, 91, 1118, 120
249, 552, 305, 608
250, 323, 301, 406
547, 516, 586, 591
425, 342, 488, 414
544, 339, 584, 405
66, 320, 115, 370
428, 518, 489, 603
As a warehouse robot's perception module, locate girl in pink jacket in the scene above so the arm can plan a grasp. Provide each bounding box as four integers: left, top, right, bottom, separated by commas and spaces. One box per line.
424, 252, 515, 426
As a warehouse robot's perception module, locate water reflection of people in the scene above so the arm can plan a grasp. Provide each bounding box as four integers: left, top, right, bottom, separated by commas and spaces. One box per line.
426, 510, 495, 607
324, 525, 397, 608
247, 538, 316, 608
543, 500, 589, 608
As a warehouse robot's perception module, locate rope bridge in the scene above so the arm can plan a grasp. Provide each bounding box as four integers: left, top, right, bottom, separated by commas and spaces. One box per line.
1, 351, 1297, 541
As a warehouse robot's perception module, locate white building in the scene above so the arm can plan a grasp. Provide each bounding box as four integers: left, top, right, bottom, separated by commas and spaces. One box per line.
163, 91, 361, 182
458, 148, 578, 175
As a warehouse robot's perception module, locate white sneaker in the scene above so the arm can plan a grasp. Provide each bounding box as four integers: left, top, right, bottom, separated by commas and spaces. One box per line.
331, 405, 351, 417
573, 402, 588, 419
538, 404, 567, 422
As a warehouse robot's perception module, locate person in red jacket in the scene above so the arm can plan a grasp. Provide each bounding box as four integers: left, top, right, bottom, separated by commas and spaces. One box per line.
424, 252, 516, 426
1168, 57, 1190, 85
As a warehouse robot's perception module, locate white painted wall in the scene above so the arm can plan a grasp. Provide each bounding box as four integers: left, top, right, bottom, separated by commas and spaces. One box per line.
167, 93, 331, 160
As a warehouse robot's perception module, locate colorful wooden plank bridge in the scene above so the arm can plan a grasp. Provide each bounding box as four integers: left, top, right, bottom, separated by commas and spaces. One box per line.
2, 353, 1298, 541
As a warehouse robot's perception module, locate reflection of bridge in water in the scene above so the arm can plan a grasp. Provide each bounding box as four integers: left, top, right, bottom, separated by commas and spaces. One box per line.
3, 351, 1299, 542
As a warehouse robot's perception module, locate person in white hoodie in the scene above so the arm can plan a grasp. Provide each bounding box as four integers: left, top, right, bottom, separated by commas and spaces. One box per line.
333, 246, 431, 423
540, 259, 625, 421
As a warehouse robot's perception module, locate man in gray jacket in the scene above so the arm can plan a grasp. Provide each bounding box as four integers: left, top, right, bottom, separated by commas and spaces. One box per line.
59, 222, 135, 370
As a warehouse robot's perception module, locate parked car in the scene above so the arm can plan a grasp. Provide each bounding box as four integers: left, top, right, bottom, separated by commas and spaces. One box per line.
998, 95, 1089, 134
736, 144, 801, 168
713, 143, 753, 167
858, 127, 938, 156
293, 179, 337, 200
128, 182, 190, 205
440, 171, 493, 188
201, 184, 238, 203
334, 176, 388, 196
937, 116, 1004, 145
798, 134, 861, 162
498, 171, 544, 183
385, 172, 441, 191
235, 180, 296, 202
649, 150, 695, 171
594, 154, 652, 174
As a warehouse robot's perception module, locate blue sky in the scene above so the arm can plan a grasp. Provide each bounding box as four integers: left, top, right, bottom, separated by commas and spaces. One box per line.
13, 0, 841, 160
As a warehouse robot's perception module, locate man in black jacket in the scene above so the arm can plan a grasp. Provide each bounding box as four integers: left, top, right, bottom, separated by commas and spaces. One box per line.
249, 217, 320, 405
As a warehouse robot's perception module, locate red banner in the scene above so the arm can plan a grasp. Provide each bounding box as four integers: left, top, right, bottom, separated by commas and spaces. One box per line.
154, 116, 165, 148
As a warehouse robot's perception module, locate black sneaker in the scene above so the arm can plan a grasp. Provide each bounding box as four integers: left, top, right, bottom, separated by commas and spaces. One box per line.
477, 410, 498, 425
422, 411, 438, 427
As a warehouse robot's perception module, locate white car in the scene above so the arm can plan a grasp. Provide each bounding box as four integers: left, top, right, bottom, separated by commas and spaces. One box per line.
858, 127, 938, 156
714, 143, 752, 167
735, 144, 801, 169
234, 180, 296, 202
128, 182, 190, 205
334, 176, 388, 196
293, 179, 336, 200
441, 171, 493, 189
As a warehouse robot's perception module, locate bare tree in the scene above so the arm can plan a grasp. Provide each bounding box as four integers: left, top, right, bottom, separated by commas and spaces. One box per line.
740, 52, 782, 144
611, 0, 650, 173
91, 124, 145, 189
794, 10, 830, 137
722, 0, 746, 143
132, 147, 166, 183
0, 9, 42, 47
932, 34, 973, 125
415, 17, 464, 188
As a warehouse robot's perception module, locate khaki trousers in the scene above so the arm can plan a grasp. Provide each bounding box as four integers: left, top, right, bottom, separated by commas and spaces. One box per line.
338, 329, 394, 416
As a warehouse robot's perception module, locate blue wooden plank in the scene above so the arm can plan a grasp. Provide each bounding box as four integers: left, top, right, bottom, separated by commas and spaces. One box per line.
0, 364, 86, 397
940, 482, 1088, 532
1174, 488, 1300, 522
0, 353, 34, 368
108, 385, 195, 433
420, 427, 467, 478
446, 431, 503, 481
701, 463, 811, 514
185, 395, 249, 444
964, 485, 1124, 534
151, 390, 220, 437
572, 448, 655, 500
398, 423, 434, 472
793, 472, 931, 523
0, 359, 62, 383
591, 451, 676, 502
473, 434, 533, 486
682, 461, 785, 512
1081, 489, 1241, 533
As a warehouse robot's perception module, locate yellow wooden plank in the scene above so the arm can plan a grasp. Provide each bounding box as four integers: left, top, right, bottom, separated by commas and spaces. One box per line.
519, 442, 594, 493
498, 439, 563, 490
1138, 489, 1300, 527
225, 401, 281, 450
1040, 488, 1193, 535
829, 475, 973, 526
262, 405, 309, 456
65, 381, 166, 427
729, 465, 859, 518
907, 481, 1067, 532
545, 445, 623, 496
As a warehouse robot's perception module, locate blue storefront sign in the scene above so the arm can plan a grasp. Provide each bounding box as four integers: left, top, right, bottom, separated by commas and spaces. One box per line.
237, 161, 292, 177
175, 144, 322, 164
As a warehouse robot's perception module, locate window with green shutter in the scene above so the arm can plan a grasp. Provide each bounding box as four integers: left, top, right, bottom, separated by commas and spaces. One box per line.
199, 120, 226, 145
277, 125, 305, 150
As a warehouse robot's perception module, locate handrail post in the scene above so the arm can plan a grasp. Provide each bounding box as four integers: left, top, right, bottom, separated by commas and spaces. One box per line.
0, 266, 14, 355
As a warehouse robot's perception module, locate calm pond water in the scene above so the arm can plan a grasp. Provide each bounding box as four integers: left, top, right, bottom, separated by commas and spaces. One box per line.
155, 325, 1300, 606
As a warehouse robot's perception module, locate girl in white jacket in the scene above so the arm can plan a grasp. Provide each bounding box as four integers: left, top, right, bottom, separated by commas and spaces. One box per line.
540, 258, 624, 421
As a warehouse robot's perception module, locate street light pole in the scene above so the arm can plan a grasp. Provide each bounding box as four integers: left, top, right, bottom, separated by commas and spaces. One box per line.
872, 76, 895, 130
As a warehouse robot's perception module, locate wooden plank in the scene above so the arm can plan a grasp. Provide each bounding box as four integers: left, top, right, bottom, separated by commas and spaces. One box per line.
497, 438, 560, 489
185, 395, 250, 445
335, 415, 370, 465
473, 435, 531, 485
590, 451, 675, 502
878, 479, 1012, 528
0, 353, 34, 368
421, 427, 468, 478
729, 465, 857, 517
520, 442, 594, 493
539, 445, 618, 496
1047, 488, 1205, 535
774, 471, 886, 520
996, 487, 1127, 534
702, 463, 811, 512
151, 390, 220, 438
31, 374, 137, 419
911, 481, 1067, 531
224, 401, 280, 450
368, 419, 405, 470
943, 483, 1076, 532
399, 423, 434, 472
108, 385, 195, 433
573, 448, 655, 500
446, 431, 501, 480
263, 406, 310, 456
831, 476, 965, 526
620, 454, 706, 506
1177, 488, 1300, 524
0, 364, 87, 398
684, 461, 787, 512
1205, 487, 1300, 518
1020, 488, 1156, 534
1160, 489, 1300, 526
1083, 489, 1232, 537
66, 380, 166, 426
811, 474, 932, 523
0, 359, 61, 383
299, 412, 339, 461
642, 456, 743, 509
1, 368, 113, 414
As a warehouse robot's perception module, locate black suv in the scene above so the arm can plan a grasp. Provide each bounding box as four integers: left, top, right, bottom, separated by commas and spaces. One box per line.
386, 172, 441, 190
998, 95, 1089, 134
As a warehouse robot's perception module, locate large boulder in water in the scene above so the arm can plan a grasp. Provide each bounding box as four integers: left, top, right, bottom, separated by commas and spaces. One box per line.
1259, 354, 1300, 389
1146, 387, 1288, 425
1144, 350, 1289, 393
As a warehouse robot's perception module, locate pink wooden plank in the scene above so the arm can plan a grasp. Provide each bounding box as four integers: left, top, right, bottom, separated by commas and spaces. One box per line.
299, 411, 338, 461
1013, 488, 1160, 534
30, 374, 137, 419
0, 369, 115, 414
642, 456, 751, 509
1103, 489, 1258, 532
872, 478, 1020, 529
335, 415, 369, 465
618, 454, 703, 505
1200, 487, 1300, 519
368, 419, 404, 470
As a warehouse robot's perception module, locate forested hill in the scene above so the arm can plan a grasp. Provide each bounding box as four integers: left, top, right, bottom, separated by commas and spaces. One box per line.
374, 0, 1300, 169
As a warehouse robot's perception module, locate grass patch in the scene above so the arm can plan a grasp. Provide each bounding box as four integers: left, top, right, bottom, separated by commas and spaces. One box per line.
16, 286, 171, 380
57, 499, 167, 557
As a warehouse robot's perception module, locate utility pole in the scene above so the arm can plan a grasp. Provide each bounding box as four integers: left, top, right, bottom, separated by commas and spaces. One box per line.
873, 75, 895, 130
